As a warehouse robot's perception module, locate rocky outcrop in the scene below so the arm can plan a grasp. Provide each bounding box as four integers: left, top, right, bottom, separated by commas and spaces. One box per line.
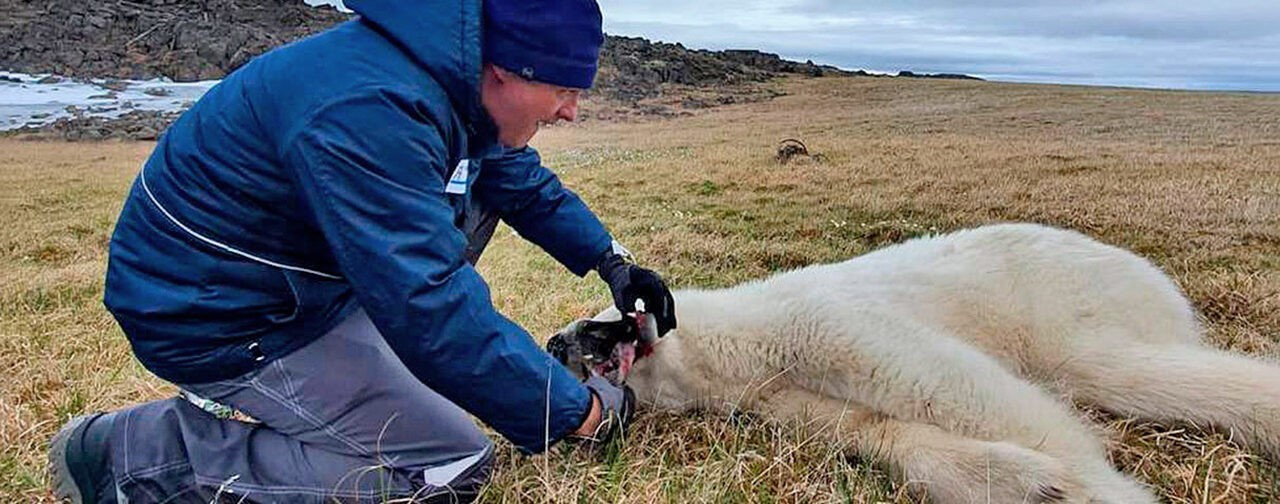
0, 1, 848, 101
595, 37, 848, 103
0, 0, 349, 82
897, 70, 982, 80
5, 109, 182, 141
1, 1, 982, 140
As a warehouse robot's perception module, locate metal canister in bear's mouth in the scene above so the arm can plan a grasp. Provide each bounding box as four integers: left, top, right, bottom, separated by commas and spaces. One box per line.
634, 311, 659, 358
589, 312, 657, 384
614, 339, 636, 383
615, 312, 661, 382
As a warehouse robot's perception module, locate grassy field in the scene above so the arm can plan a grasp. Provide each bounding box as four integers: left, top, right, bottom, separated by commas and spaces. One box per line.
2, 76, 1278, 502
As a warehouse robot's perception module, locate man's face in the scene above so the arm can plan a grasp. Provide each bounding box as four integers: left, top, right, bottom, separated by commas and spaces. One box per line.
480, 64, 582, 148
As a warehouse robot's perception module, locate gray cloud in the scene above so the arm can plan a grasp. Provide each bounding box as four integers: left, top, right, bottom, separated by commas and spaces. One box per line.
792, 0, 1280, 40
600, 0, 1280, 91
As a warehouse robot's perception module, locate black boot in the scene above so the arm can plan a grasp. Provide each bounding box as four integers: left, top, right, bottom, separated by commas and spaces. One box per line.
49, 413, 116, 504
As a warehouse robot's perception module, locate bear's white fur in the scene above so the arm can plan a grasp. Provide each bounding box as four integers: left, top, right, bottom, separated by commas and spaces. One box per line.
568, 223, 1280, 504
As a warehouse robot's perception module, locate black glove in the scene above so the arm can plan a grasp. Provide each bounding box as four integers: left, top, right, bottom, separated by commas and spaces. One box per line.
569, 375, 636, 447
596, 251, 677, 336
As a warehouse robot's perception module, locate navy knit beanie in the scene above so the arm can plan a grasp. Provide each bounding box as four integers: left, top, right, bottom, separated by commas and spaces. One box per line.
482, 0, 605, 89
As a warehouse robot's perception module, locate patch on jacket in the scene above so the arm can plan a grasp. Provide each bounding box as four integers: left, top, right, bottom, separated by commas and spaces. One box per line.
446, 159, 470, 194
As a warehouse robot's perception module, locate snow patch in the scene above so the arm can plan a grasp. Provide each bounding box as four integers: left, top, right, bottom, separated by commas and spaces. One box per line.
0, 71, 217, 131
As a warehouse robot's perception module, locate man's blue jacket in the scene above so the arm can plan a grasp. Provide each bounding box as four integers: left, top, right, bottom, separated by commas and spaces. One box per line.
103, 0, 610, 453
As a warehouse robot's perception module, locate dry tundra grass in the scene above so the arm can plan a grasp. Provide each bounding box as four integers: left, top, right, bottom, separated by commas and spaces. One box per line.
1, 76, 1278, 502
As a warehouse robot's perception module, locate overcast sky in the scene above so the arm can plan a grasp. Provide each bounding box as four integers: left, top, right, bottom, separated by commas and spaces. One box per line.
597, 0, 1280, 92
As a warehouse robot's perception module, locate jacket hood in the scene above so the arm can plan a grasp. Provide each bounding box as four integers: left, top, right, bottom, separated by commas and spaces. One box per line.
344, 0, 492, 134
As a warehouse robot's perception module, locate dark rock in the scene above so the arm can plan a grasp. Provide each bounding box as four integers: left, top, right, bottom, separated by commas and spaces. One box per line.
100, 80, 128, 91
8, 109, 184, 141
87, 15, 109, 30
133, 126, 160, 141
65, 49, 85, 69
681, 97, 710, 109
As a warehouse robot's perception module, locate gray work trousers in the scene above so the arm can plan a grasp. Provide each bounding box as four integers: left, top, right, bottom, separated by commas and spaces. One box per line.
105, 202, 503, 503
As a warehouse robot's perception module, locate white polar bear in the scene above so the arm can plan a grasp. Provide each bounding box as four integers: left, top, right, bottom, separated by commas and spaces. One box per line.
552, 223, 1280, 504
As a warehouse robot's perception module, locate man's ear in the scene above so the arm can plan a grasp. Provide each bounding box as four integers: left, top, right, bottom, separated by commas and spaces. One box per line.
486, 64, 513, 85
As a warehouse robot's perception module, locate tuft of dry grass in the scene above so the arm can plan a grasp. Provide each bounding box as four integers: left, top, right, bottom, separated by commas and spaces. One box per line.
2, 76, 1278, 502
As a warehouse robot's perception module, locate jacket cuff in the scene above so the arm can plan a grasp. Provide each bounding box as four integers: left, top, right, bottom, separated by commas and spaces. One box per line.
595, 240, 635, 271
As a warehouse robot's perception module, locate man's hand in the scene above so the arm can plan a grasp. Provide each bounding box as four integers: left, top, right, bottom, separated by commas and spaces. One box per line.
570, 375, 635, 445
596, 250, 677, 336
